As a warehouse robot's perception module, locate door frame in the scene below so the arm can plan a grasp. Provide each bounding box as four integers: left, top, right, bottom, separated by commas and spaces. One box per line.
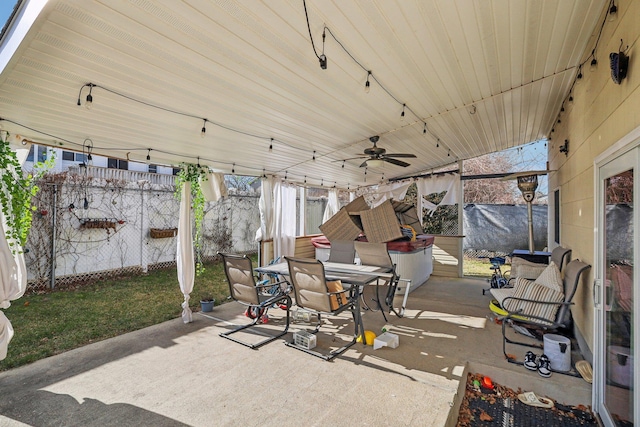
593, 125, 640, 426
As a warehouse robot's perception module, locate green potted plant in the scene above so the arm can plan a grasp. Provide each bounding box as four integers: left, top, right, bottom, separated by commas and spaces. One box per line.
200, 295, 215, 312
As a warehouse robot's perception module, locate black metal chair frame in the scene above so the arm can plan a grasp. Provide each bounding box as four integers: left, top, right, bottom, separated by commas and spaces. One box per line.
284, 256, 363, 361
218, 252, 292, 349
501, 260, 591, 375
353, 241, 402, 320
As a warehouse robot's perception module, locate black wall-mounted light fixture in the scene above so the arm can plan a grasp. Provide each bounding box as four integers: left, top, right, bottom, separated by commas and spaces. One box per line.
610, 39, 629, 84
559, 140, 569, 156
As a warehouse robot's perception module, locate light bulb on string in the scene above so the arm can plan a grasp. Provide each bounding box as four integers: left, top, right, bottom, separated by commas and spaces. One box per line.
232, 163, 235, 174
85, 85, 93, 110
269, 138, 273, 152
312, 150, 316, 161
608, 1, 617, 21
146, 149, 151, 164
423, 123, 427, 134
201, 119, 207, 138
400, 104, 405, 121
364, 71, 371, 93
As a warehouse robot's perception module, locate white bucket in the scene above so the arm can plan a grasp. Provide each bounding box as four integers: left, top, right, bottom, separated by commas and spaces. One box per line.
543, 334, 571, 372
608, 345, 633, 387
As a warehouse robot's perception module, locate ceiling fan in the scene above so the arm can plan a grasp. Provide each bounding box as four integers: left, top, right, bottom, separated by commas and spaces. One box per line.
344, 136, 417, 168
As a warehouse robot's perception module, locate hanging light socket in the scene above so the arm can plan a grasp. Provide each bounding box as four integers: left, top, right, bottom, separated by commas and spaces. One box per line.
364, 71, 371, 93
319, 54, 327, 69
590, 57, 598, 72
201, 119, 207, 138
608, 1, 617, 21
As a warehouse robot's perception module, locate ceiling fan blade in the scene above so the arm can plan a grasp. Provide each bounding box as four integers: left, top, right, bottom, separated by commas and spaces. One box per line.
334, 156, 368, 162
383, 157, 411, 167
383, 153, 417, 158
359, 160, 369, 168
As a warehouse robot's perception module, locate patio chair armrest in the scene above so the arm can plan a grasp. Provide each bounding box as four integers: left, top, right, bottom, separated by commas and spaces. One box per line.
503, 296, 571, 307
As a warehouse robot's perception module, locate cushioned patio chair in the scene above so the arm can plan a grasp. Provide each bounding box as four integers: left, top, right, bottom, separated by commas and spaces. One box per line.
218, 253, 292, 349
500, 259, 591, 371
509, 246, 572, 281
284, 256, 362, 361
327, 239, 356, 264
353, 241, 401, 319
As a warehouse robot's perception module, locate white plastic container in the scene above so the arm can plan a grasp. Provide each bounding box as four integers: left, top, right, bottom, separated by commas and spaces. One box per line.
543, 334, 571, 372
293, 330, 317, 350
373, 332, 399, 350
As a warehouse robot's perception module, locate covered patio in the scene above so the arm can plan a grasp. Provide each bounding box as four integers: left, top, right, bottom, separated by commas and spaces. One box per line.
0, 275, 591, 426
2, 1, 637, 425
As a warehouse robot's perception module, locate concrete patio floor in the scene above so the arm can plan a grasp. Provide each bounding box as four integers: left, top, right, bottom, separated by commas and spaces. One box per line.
0, 276, 592, 426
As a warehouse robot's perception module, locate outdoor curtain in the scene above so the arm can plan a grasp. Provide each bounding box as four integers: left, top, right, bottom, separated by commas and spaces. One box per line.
322, 189, 340, 223
361, 181, 413, 207
416, 173, 459, 215
272, 180, 296, 260
200, 171, 227, 202
0, 145, 30, 360
176, 181, 194, 323
255, 176, 274, 243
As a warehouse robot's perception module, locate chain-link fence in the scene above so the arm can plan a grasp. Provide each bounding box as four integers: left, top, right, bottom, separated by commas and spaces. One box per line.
25, 167, 259, 292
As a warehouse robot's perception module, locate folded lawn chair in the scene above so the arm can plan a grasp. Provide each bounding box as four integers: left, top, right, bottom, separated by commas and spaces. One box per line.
284, 256, 362, 361
218, 253, 292, 349
500, 259, 591, 371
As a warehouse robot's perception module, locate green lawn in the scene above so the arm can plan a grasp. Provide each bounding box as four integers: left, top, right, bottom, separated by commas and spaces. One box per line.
0, 255, 248, 372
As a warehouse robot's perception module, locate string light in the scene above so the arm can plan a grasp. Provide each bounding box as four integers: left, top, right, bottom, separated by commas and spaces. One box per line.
312, 150, 316, 161
77, 83, 95, 109
400, 104, 405, 121
436, 139, 440, 148
201, 119, 207, 138
285, 170, 288, 179
262, 168, 266, 178
590, 49, 598, 71
365, 71, 371, 93
608, 0, 617, 21
423, 123, 427, 134
232, 163, 235, 174
269, 138, 273, 152
342, 160, 345, 168
146, 149, 151, 164
197, 157, 201, 168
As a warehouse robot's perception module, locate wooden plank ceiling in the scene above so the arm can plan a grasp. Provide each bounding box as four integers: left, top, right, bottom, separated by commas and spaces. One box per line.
0, 0, 606, 188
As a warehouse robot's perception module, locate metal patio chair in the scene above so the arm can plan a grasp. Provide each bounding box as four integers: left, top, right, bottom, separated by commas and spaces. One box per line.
353, 241, 401, 319
218, 253, 292, 349
284, 256, 362, 361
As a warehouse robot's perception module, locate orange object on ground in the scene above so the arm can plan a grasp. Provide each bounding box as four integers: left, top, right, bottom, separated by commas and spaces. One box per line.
482, 376, 494, 389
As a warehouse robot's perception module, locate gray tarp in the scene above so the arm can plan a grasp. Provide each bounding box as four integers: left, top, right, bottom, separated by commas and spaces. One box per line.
463, 204, 548, 253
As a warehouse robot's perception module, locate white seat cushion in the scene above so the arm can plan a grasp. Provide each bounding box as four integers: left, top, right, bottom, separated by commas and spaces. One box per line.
490, 287, 516, 305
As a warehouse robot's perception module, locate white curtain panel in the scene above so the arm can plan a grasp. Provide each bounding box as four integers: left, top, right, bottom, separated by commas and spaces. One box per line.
0, 145, 29, 360
416, 173, 460, 216
273, 180, 297, 260
322, 189, 340, 223
365, 181, 413, 207
254, 176, 275, 243
176, 181, 195, 323
200, 172, 228, 202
